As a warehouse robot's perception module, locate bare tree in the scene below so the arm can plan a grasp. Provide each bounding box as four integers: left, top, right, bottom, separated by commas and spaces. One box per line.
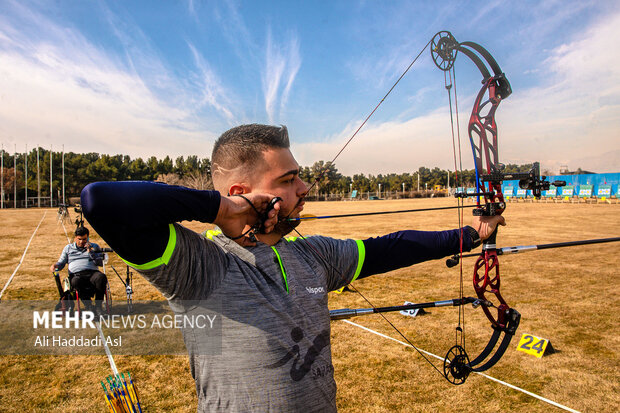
156, 171, 213, 190
155, 173, 183, 186
183, 171, 213, 190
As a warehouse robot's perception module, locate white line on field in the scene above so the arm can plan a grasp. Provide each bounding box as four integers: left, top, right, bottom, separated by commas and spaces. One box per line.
342, 319, 581, 413
61, 218, 70, 243
0, 211, 47, 300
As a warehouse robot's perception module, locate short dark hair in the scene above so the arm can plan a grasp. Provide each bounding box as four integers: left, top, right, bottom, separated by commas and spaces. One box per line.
211, 124, 290, 171
75, 226, 89, 237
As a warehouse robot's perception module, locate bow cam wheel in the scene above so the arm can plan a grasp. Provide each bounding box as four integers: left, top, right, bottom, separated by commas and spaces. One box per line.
443, 345, 471, 385
431, 31, 459, 71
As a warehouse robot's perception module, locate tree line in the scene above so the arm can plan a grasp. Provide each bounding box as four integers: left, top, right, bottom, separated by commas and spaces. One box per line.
298, 161, 537, 196
0, 147, 539, 205
0, 148, 210, 204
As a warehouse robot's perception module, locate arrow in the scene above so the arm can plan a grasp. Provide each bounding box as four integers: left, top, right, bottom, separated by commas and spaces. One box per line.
288, 204, 477, 221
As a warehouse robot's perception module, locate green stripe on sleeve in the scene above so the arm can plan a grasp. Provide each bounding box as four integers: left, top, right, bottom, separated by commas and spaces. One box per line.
271, 246, 289, 293
352, 239, 365, 282
120, 223, 177, 270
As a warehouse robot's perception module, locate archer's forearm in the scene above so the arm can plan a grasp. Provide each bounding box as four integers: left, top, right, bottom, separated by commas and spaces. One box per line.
81, 181, 221, 264
359, 227, 475, 279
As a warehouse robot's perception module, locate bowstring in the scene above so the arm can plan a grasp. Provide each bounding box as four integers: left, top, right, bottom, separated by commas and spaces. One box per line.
445, 64, 467, 352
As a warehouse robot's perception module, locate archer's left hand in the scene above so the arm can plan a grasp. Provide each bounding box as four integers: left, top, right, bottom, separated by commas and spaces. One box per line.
472, 215, 506, 241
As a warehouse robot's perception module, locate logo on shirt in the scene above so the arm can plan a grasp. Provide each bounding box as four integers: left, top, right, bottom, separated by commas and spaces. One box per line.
305, 286, 325, 294
265, 327, 330, 381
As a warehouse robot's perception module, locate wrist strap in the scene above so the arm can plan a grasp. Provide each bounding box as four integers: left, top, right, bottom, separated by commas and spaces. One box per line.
465, 226, 481, 249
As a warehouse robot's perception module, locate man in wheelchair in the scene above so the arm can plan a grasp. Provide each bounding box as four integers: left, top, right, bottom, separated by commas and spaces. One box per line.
50, 226, 108, 315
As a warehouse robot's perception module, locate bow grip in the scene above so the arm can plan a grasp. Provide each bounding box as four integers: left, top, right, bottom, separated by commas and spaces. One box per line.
483, 224, 498, 248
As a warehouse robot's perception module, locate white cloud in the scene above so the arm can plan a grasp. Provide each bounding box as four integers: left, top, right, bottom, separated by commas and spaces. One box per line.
187, 42, 236, 122
500, 10, 620, 173
262, 29, 301, 123
292, 108, 464, 176
0, 1, 226, 158
296, 9, 620, 175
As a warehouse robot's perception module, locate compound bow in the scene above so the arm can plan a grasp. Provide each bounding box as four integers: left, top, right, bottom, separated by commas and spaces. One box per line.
285, 30, 568, 385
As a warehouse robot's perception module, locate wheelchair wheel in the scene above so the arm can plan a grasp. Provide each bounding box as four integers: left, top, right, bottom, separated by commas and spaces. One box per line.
74, 280, 112, 316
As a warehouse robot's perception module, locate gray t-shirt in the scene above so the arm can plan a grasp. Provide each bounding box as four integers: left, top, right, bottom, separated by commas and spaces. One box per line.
134, 224, 363, 412
56, 242, 102, 273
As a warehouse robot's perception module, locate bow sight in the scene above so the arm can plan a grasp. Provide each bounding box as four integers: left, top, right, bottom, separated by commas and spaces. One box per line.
512, 162, 566, 198
456, 162, 567, 216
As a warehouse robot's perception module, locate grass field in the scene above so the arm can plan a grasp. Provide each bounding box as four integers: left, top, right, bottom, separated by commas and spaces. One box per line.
0, 198, 619, 412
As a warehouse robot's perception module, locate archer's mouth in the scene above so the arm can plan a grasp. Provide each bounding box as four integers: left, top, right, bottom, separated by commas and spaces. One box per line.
297, 199, 305, 209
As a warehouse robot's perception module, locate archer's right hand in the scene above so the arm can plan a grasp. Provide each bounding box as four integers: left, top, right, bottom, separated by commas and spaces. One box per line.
214, 193, 281, 246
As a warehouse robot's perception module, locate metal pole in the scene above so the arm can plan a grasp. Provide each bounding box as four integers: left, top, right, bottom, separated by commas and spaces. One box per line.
62, 145, 65, 205
14, 145, 16, 208
37, 145, 40, 208
447, 170, 450, 191
50, 145, 53, 207
1, 144, 4, 209
417, 171, 420, 191
25, 145, 28, 209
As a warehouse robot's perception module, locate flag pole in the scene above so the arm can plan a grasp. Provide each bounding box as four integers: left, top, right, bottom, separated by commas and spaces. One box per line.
24, 145, 28, 209
37, 145, 40, 208
13, 145, 16, 209
1, 143, 4, 209
50, 145, 53, 207
62, 145, 65, 205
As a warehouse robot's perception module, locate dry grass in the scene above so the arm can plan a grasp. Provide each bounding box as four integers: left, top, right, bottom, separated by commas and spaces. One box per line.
0, 199, 619, 412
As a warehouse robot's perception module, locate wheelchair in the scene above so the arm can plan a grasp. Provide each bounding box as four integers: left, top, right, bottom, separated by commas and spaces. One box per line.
71, 271, 112, 316
53, 269, 112, 316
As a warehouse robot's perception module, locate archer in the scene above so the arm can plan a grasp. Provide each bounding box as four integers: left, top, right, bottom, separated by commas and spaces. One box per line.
50, 225, 107, 315
81, 123, 504, 412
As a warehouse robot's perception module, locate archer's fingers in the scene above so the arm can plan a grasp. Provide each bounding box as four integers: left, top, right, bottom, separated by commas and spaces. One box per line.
262, 201, 281, 233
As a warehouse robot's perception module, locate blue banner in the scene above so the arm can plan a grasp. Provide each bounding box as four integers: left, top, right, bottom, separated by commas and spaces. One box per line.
503, 172, 620, 197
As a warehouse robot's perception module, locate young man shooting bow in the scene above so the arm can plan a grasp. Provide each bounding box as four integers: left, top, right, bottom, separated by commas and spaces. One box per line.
81, 124, 504, 412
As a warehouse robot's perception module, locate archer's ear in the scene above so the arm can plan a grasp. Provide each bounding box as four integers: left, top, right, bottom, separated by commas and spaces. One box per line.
228, 184, 248, 195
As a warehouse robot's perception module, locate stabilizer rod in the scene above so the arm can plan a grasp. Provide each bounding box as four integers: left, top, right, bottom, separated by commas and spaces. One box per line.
330, 297, 483, 320
446, 236, 620, 267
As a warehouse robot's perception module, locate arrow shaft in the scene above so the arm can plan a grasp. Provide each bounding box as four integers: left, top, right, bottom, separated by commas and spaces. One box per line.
289, 204, 476, 221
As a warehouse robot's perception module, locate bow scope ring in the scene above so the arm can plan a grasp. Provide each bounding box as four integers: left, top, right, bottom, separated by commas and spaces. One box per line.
431, 31, 459, 71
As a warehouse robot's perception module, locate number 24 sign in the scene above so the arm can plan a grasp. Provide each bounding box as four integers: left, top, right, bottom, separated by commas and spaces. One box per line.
517, 333, 553, 358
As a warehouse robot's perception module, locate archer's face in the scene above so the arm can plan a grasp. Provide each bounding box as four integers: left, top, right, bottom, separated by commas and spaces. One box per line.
252, 147, 308, 220
74, 234, 88, 248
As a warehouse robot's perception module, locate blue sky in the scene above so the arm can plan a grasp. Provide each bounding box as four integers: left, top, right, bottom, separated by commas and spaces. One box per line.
1, 0, 619, 174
